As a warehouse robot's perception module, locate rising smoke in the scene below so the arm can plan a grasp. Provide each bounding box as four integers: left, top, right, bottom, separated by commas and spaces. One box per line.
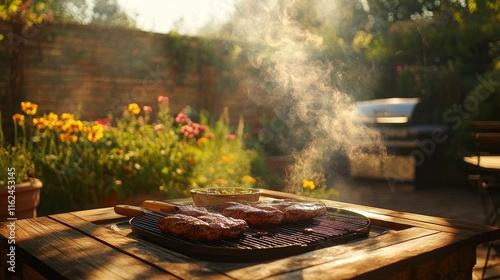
216, 0, 386, 193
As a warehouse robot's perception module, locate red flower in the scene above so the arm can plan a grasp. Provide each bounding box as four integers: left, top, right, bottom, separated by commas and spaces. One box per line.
95, 118, 110, 126
253, 117, 261, 126
225, 134, 237, 141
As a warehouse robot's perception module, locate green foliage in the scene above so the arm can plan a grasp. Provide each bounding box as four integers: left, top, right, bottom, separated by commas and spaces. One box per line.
0, 0, 52, 27
165, 33, 243, 93
90, 0, 135, 27
1, 97, 258, 214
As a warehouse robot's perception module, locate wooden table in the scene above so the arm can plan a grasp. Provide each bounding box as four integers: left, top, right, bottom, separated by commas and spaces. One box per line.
1, 189, 499, 280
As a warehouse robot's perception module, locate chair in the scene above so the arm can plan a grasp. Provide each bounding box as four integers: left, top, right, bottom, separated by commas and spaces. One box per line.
464, 121, 500, 279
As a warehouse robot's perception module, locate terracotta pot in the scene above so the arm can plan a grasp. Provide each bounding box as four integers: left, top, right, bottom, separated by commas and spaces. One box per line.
0, 179, 43, 220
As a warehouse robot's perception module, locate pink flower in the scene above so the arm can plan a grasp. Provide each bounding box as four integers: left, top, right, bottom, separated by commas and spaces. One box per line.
157, 96, 169, 106
175, 112, 189, 124
198, 125, 207, 133
180, 122, 205, 138
205, 132, 215, 139
153, 124, 164, 131
225, 134, 237, 141
143, 106, 152, 113
396, 65, 402, 71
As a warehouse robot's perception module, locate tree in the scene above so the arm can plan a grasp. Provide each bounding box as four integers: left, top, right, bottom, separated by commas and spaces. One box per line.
90, 0, 135, 28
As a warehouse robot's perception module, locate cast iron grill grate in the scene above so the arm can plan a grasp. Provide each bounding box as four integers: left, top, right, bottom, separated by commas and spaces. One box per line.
130, 207, 370, 262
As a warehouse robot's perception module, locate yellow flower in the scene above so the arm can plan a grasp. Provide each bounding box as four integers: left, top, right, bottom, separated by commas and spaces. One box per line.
128, 103, 140, 115
60, 113, 74, 121
21, 101, 38, 115
302, 180, 315, 191
47, 112, 58, 122
242, 175, 256, 184
87, 124, 104, 142
12, 114, 25, 126
227, 168, 235, 175
62, 119, 83, 133
220, 155, 235, 164
60, 133, 78, 143
33, 117, 47, 129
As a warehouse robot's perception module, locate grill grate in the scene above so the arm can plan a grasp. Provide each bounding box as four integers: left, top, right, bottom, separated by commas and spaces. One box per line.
130, 207, 370, 262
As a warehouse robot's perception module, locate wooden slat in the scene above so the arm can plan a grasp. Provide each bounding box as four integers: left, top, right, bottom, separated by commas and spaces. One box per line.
50, 213, 233, 280
269, 231, 473, 280
206, 227, 440, 280
68, 207, 125, 224
0, 217, 179, 280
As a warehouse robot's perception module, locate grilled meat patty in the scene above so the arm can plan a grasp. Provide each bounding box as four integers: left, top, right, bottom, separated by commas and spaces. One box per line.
224, 200, 328, 225
254, 201, 328, 223
158, 213, 248, 240
221, 202, 284, 227
176, 205, 210, 217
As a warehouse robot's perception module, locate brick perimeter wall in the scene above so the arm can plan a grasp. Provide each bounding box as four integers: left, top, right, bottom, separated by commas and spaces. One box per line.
0, 22, 266, 139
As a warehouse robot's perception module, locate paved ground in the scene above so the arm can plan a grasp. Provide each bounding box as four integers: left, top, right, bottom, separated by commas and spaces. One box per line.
330, 178, 499, 279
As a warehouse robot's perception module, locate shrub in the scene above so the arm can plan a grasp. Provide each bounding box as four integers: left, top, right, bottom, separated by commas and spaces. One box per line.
1, 97, 257, 214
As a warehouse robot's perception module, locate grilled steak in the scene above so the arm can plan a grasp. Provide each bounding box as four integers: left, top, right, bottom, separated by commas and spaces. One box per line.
260, 201, 327, 223
221, 202, 284, 227
228, 200, 327, 224
176, 205, 210, 217
158, 213, 248, 240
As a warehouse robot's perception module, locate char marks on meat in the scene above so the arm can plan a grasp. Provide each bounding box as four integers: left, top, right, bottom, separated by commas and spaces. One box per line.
176, 205, 210, 217
251, 200, 327, 223
158, 213, 248, 240
221, 202, 284, 227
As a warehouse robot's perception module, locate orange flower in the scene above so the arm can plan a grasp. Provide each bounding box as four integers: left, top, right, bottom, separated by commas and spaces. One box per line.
21, 101, 38, 115
196, 137, 208, 146
60, 133, 78, 143
128, 103, 140, 115
12, 114, 25, 126
87, 124, 104, 142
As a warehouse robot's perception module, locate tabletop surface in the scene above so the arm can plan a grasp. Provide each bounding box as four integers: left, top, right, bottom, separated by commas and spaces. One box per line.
464, 155, 500, 170
1, 189, 500, 280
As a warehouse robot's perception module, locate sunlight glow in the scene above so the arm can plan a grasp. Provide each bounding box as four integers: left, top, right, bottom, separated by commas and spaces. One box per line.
117, 0, 235, 34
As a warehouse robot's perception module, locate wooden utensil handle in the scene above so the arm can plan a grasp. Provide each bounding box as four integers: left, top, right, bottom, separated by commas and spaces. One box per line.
114, 205, 145, 217
142, 200, 179, 212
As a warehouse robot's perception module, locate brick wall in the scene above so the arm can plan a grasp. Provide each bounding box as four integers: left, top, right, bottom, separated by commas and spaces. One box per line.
0, 22, 266, 139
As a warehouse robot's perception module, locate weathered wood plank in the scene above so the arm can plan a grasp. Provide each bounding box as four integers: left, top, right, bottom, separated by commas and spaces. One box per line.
0, 217, 179, 280
270, 231, 472, 280
67, 207, 125, 224
50, 213, 233, 280
206, 227, 441, 280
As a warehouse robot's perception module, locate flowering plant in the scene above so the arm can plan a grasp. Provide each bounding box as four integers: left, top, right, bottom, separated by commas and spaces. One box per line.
1, 97, 257, 214
301, 179, 339, 199
0, 102, 38, 186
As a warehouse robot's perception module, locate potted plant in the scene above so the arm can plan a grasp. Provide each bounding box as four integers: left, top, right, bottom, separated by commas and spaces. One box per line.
0, 102, 43, 220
